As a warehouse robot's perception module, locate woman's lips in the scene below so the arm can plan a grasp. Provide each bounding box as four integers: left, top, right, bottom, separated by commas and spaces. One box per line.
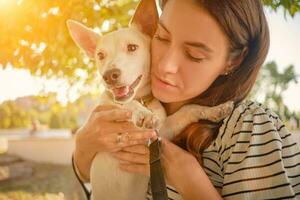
152, 74, 177, 89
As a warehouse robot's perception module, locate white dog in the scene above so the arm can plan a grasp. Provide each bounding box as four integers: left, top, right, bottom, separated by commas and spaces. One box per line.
67, 0, 233, 199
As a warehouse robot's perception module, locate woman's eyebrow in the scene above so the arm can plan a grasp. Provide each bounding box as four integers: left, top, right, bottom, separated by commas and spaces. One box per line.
185, 41, 213, 53
158, 20, 213, 53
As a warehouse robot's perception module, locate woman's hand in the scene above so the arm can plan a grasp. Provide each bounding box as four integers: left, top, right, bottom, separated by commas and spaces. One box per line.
73, 104, 156, 181
112, 136, 200, 185
112, 144, 151, 176
160, 138, 200, 187
113, 137, 222, 199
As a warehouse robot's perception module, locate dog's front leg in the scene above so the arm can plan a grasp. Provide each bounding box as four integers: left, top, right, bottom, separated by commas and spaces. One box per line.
159, 101, 234, 140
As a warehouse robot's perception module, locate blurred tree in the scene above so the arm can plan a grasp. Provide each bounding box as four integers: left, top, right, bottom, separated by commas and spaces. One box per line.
0, 93, 97, 129
0, 0, 138, 85
49, 113, 61, 128
263, 0, 300, 17
0, 0, 299, 85
250, 61, 299, 121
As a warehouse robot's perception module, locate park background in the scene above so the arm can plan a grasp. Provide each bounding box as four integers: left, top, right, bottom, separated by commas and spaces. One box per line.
0, 0, 300, 199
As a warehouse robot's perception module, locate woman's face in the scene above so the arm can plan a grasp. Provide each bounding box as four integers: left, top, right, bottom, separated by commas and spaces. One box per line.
151, 0, 231, 103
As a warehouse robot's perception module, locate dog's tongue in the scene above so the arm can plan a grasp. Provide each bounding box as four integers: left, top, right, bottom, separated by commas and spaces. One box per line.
113, 86, 130, 98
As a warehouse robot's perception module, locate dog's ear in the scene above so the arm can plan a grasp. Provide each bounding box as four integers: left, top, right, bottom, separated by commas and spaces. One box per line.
67, 20, 101, 59
130, 0, 159, 37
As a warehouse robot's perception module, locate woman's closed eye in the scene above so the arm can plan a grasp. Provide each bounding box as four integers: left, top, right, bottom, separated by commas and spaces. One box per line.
185, 50, 205, 63
154, 34, 170, 42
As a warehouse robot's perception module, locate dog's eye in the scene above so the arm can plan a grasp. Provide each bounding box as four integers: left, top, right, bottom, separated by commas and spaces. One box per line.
97, 52, 105, 60
127, 44, 138, 52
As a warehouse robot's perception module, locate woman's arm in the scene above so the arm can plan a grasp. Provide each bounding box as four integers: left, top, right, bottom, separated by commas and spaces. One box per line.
73, 139, 97, 182
175, 159, 222, 200
160, 139, 222, 200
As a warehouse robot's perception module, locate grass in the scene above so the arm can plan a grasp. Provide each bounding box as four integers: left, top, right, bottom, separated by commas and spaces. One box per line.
0, 162, 86, 200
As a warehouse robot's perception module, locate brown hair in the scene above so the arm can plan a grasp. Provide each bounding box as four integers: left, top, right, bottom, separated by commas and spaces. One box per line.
159, 0, 270, 164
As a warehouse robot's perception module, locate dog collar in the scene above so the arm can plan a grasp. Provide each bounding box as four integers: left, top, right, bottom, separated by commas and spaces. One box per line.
137, 94, 154, 107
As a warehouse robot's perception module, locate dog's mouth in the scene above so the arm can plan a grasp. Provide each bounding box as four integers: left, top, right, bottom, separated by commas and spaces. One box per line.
109, 75, 142, 102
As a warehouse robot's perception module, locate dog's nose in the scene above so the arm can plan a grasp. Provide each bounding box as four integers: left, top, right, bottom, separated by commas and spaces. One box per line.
103, 68, 121, 85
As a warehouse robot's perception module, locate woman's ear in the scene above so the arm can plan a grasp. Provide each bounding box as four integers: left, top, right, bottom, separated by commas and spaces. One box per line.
222, 47, 249, 75
130, 0, 159, 37
67, 20, 101, 59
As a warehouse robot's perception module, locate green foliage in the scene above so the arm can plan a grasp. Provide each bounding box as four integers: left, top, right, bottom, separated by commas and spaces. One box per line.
0, 101, 30, 128
0, 0, 138, 84
263, 0, 300, 17
250, 61, 299, 121
0, 93, 98, 129
0, 0, 299, 84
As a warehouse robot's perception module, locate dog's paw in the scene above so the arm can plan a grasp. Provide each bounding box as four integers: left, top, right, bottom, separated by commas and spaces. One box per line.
135, 112, 160, 129
136, 112, 146, 128
143, 114, 160, 129
209, 101, 234, 122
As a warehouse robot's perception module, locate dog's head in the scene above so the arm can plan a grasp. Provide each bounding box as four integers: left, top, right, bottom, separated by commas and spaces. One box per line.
67, 0, 158, 104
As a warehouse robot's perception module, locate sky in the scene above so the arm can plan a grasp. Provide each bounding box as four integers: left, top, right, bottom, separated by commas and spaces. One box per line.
264, 9, 300, 111
0, 8, 300, 111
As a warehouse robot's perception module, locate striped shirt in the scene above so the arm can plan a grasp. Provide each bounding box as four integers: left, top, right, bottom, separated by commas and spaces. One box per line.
72, 100, 300, 199
146, 100, 300, 199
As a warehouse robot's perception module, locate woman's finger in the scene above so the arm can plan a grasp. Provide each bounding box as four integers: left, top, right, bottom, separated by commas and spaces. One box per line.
119, 163, 149, 176
102, 129, 156, 144
109, 138, 151, 152
125, 130, 156, 141
92, 104, 120, 113
112, 151, 148, 164
93, 121, 137, 135
94, 109, 132, 122
97, 130, 155, 151
122, 144, 149, 155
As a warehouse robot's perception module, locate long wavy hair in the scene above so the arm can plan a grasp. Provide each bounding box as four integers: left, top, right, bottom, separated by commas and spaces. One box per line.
159, 0, 270, 165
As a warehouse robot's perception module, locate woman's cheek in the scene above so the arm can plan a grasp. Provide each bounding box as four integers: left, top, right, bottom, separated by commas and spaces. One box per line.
150, 54, 159, 74
181, 68, 214, 98
150, 40, 160, 64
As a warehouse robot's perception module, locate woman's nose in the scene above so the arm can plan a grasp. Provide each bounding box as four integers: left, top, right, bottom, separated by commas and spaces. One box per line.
157, 48, 180, 75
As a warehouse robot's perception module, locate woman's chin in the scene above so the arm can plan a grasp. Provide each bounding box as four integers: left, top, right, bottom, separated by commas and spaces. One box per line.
152, 88, 175, 103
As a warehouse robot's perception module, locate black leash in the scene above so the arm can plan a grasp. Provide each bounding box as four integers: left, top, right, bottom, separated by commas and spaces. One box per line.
71, 153, 91, 200
149, 137, 168, 200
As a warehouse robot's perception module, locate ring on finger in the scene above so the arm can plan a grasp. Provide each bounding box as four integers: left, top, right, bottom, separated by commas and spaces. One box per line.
116, 132, 130, 144
116, 132, 122, 144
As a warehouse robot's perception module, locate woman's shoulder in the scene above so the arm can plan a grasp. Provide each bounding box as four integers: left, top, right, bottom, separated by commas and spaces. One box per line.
202, 100, 300, 199
204, 100, 287, 153
220, 99, 281, 136
222, 99, 279, 126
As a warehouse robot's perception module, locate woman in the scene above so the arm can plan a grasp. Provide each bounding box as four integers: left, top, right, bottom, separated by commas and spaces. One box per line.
72, 0, 300, 199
